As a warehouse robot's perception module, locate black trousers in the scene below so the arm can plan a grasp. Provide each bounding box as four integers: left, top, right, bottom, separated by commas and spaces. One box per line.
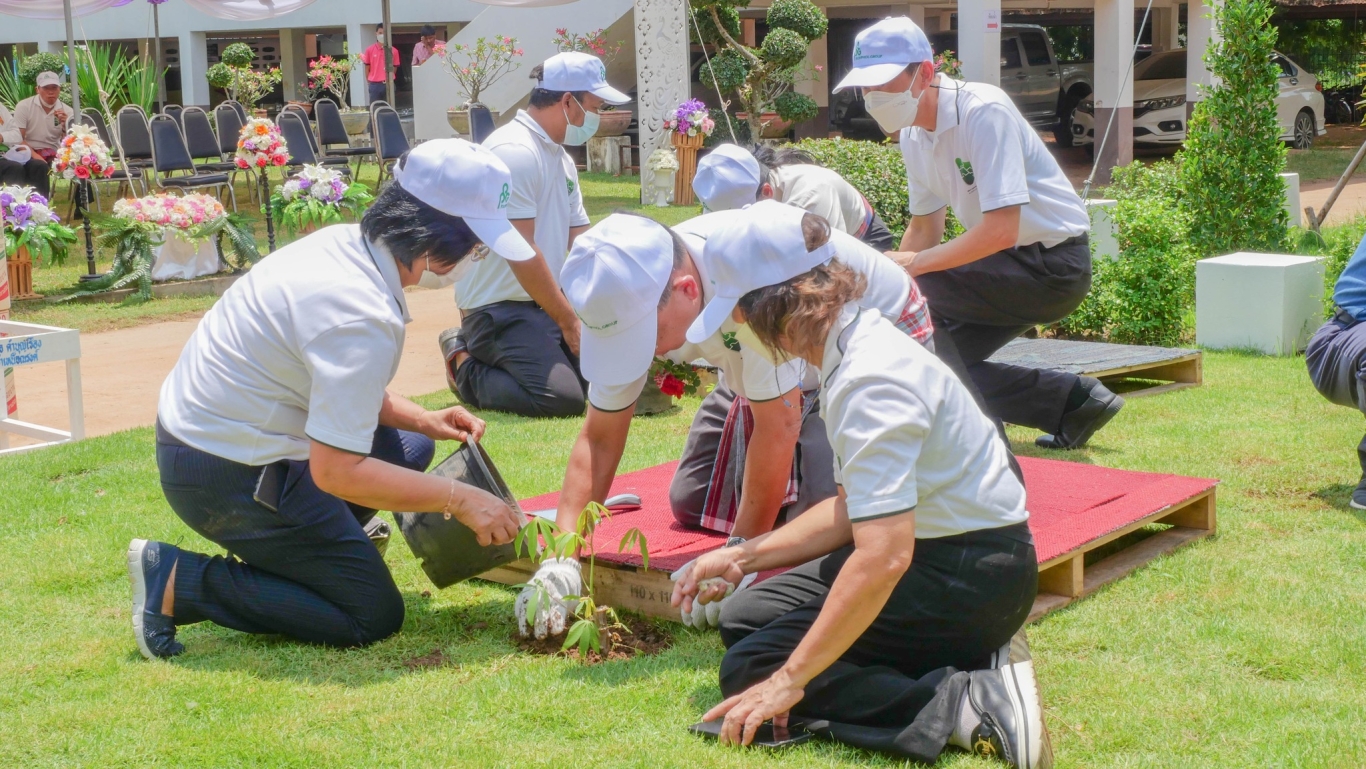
157, 424, 435, 647
367, 81, 387, 104
860, 212, 897, 252
1306, 314, 1366, 476
718, 521, 1037, 762
455, 300, 588, 418
916, 238, 1092, 433
0, 157, 51, 198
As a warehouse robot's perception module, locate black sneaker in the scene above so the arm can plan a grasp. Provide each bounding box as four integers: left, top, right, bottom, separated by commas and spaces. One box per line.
1352, 475, 1366, 510
438, 327, 466, 394
965, 653, 1050, 768
127, 539, 184, 660
1035, 376, 1124, 450
363, 516, 391, 557
984, 630, 1054, 767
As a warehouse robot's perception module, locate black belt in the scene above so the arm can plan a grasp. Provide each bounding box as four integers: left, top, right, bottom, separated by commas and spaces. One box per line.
1334, 306, 1361, 328
1048, 234, 1089, 249
155, 420, 189, 448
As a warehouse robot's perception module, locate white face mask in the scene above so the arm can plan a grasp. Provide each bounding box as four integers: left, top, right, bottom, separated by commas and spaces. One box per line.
416, 257, 468, 290
562, 96, 600, 146
734, 323, 790, 367
864, 82, 923, 133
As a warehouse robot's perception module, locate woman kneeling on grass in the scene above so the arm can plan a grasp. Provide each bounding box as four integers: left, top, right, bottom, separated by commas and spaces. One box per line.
670, 211, 1049, 768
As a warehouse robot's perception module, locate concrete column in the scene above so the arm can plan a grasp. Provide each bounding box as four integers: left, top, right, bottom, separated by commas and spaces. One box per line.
905, 5, 926, 27
280, 28, 308, 103
634, 0, 689, 203
795, 28, 830, 138
940, 11, 955, 31
178, 31, 208, 109
1187, 0, 1220, 116
43, 40, 64, 55
1092, 0, 1134, 184
346, 21, 373, 108
957, 0, 1001, 86
1151, 6, 1174, 51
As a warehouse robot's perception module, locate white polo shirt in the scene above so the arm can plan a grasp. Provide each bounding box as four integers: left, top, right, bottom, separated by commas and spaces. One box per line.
0, 104, 22, 146
455, 110, 589, 311
771, 164, 871, 238
158, 225, 409, 466
821, 304, 1027, 536
586, 212, 915, 412
12, 95, 72, 152
899, 74, 1089, 249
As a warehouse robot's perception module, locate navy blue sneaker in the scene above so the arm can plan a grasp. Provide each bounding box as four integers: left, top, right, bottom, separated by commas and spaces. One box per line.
1351, 475, 1366, 510
127, 539, 184, 660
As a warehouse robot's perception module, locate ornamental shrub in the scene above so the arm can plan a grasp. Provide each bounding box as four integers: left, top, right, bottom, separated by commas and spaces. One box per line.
206, 62, 234, 90
703, 109, 752, 147
1179, 0, 1288, 257
759, 28, 809, 69
773, 90, 818, 123
697, 48, 749, 93
688, 2, 741, 45
18, 52, 65, 86
767, 0, 828, 41
220, 42, 256, 69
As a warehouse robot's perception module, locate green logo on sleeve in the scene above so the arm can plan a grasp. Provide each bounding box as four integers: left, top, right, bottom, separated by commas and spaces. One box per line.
955, 158, 975, 186
498, 183, 510, 209
722, 331, 740, 352
567, 178, 576, 196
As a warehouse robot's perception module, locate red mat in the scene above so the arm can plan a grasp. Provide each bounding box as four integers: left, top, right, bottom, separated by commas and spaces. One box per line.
518, 458, 1217, 572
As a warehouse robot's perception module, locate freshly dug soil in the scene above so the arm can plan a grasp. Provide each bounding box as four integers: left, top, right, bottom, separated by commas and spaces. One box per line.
403, 648, 450, 670
515, 615, 673, 663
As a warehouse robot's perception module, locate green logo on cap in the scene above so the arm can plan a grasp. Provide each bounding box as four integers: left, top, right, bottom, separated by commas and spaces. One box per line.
955, 158, 975, 186
498, 183, 510, 209
599, 63, 607, 80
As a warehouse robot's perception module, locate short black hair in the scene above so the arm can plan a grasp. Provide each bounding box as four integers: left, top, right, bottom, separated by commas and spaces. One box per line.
527, 63, 590, 109
751, 144, 818, 190
361, 172, 482, 271
420, 24, 437, 36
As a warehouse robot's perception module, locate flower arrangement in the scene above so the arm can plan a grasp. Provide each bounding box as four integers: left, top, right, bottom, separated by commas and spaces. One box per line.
268, 164, 374, 236
307, 55, 358, 107
646, 147, 679, 173
53, 125, 116, 182
442, 36, 524, 106
664, 98, 715, 138
650, 357, 703, 399
1, 185, 75, 264
552, 28, 624, 63
68, 193, 260, 301
234, 118, 290, 171
935, 49, 963, 79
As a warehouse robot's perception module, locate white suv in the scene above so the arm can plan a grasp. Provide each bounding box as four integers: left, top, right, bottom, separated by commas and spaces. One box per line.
1072, 49, 1325, 151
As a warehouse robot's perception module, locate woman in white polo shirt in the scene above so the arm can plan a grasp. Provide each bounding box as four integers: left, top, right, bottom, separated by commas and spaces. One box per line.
834, 17, 1123, 452
125, 140, 527, 660
672, 213, 1047, 767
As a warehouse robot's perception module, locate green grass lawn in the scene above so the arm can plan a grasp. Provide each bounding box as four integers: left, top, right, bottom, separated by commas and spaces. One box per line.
2, 352, 1365, 767
11, 169, 688, 333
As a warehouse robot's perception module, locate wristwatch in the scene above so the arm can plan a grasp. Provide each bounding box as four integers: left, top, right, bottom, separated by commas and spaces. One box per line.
726, 536, 747, 548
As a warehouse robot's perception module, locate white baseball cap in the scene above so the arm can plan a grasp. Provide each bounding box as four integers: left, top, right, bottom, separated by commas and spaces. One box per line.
693, 144, 762, 212
539, 51, 631, 105
687, 200, 835, 344
832, 17, 933, 93
392, 138, 535, 262
35, 71, 60, 88
561, 214, 678, 386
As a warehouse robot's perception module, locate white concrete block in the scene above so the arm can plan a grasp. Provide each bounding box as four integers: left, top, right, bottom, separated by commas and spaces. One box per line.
1281, 172, 1301, 228
1196, 252, 1324, 355
1086, 198, 1119, 261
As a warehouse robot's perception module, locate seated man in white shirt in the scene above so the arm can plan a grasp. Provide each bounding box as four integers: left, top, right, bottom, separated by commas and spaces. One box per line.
0, 103, 51, 198
12, 71, 71, 164
694, 143, 897, 251
126, 141, 527, 660
513, 202, 936, 636
441, 52, 630, 418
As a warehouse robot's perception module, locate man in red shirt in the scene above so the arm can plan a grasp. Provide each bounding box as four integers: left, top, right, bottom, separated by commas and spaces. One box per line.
362, 24, 400, 104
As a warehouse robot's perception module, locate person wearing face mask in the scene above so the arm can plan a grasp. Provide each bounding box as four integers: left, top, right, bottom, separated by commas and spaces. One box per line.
126, 140, 528, 660
439, 51, 630, 419
512, 201, 933, 637
12, 71, 71, 165
835, 17, 1121, 451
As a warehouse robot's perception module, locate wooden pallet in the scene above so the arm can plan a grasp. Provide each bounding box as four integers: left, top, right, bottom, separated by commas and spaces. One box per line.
988, 338, 1203, 398
481, 487, 1217, 625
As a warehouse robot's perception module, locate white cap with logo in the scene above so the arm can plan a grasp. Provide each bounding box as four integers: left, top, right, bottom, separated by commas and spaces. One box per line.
831, 17, 934, 93
392, 138, 536, 262
35, 71, 60, 88
561, 214, 678, 386
693, 144, 762, 213
539, 52, 631, 105
687, 200, 835, 344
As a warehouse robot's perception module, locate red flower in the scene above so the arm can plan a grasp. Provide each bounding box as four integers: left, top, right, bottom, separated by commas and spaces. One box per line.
74, 165, 90, 179
655, 373, 686, 398
256, 157, 267, 168
103, 167, 114, 178
271, 154, 287, 166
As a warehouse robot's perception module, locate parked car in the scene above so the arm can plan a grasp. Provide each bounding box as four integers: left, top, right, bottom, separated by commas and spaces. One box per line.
1071, 49, 1325, 152
829, 24, 1093, 142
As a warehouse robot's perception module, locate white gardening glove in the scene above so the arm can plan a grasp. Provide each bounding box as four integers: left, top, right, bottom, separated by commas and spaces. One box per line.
670, 558, 756, 630
515, 558, 581, 639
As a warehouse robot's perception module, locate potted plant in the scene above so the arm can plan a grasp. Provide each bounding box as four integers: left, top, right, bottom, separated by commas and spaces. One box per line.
2, 185, 75, 301
289, 77, 322, 116
307, 55, 368, 135
691, 0, 827, 140
269, 164, 374, 238
62, 194, 259, 302
552, 28, 632, 137
645, 148, 679, 208
208, 42, 281, 117
441, 36, 523, 135
663, 99, 715, 206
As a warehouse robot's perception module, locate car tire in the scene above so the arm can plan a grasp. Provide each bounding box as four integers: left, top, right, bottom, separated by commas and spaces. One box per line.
1292, 109, 1315, 150
1053, 90, 1086, 148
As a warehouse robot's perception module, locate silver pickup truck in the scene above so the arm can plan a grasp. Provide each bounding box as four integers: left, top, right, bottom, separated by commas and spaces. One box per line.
830, 24, 1093, 144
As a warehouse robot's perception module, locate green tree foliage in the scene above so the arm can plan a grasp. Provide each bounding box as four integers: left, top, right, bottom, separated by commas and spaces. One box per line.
18, 52, 64, 85
219, 42, 256, 69
691, 0, 826, 136
1062, 160, 1195, 346
1180, 0, 1289, 257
